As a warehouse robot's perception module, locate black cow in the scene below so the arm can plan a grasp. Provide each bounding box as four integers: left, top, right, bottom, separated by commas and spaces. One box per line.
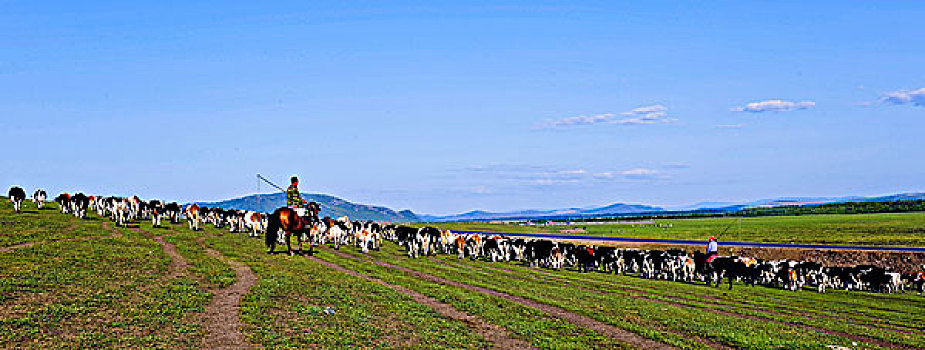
595, 246, 621, 274
8, 186, 26, 213
574, 245, 596, 273
70, 193, 89, 219
164, 202, 182, 224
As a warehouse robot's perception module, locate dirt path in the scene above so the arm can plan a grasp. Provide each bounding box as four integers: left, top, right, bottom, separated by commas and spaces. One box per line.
327, 250, 675, 350
201, 246, 259, 350
308, 256, 536, 350
133, 226, 189, 277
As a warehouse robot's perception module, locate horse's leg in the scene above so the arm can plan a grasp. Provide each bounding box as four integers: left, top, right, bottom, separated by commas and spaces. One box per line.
297, 234, 303, 255
286, 232, 293, 256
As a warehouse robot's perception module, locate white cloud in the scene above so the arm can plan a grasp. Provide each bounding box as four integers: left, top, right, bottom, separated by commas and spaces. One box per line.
731, 100, 815, 113
592, 172, 615, 179
880, 88, 925, 106
535, 104, 674, 129
619, 168, 663, 180
714, 124, 745, 129
557, 169, 587, 175
469, 186, 492, 194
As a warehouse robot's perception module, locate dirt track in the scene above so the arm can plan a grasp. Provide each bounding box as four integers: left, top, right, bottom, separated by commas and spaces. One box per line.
308, 255, 536, 350
201, 246, 259, 350
325, 249, 676, 350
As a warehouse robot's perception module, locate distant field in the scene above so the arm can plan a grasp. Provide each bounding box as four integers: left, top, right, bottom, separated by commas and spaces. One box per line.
3, 198, 925, 349
417, 212, 925, 247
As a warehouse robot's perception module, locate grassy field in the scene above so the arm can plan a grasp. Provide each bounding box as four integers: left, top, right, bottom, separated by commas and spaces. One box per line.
3, 198, 924, 349
417, 211, 925, 247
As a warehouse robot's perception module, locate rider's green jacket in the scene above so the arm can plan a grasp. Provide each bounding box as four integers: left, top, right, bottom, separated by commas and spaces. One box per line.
286, 184, 305, 208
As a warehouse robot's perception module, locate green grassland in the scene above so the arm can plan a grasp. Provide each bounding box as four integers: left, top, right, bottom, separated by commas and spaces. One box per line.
418, 211, 925, 247
3, 197, 924, 349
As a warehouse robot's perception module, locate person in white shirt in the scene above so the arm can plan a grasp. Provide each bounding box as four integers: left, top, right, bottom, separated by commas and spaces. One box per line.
706, 236, 719, 261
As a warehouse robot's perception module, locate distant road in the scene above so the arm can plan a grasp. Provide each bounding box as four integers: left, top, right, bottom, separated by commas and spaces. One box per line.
453, 230, 925, 252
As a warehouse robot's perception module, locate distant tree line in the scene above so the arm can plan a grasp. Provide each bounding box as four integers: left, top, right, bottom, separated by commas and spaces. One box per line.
735, 200, 925, 217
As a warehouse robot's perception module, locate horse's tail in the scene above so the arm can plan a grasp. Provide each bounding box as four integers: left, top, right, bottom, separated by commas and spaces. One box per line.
265, 211, 280, 248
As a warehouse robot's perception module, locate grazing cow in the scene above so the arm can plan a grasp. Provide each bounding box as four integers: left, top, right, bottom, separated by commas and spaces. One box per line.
595, 247, 622, 274
149, 200, 165, 228
322, 217, 351, 250
509, 239, 527, 262
455, 235, 467, 259
186, 204, 201, 231
482, 236, 504, 262
244, 211, 265, 237
164, 202, 182, 224
70, 193, 89, 219
395, 226, 420, 257
55, 193, 71, 214
465, 234, 483, 261
415, 227, 441, 257
8, 187, 26, 213
574, 245, 596, 273
32, 189, 46, 209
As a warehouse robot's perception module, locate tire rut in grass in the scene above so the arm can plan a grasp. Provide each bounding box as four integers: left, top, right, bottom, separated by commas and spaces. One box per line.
200, 245, 259, 350
327, 250, 675, 350
307, 255, 536, 350
437, 258, 914, 349
134, 226, 190, 277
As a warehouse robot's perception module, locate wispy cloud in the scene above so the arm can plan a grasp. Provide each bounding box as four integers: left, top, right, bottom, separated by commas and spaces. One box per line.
662, 162, 691, 169
714, 124, 745, 129
457, 164, 670, 187
731, 100, 815, 113
619, 168, 664, 180
535, 104, 674, 129
879, 88, 925, 106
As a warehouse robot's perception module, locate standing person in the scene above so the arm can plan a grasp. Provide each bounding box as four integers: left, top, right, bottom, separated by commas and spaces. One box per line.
287, 176, 308, 216
706, 236, 719, 262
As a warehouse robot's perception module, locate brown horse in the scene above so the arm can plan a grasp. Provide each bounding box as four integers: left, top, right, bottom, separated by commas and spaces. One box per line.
265, 202, 320, 256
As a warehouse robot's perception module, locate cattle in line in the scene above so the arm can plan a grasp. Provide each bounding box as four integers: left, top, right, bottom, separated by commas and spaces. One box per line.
32, 189, 46, 209
186, 204, 201, 231
55, 193, 71, 214
8, 186, 26, 213
149, 200, 166, 227
70, 193, 89, 219
243, 211, 266, 237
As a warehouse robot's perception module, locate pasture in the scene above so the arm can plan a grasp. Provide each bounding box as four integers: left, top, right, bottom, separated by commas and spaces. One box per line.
421, 212, 925, 247
2, 198, 924, 349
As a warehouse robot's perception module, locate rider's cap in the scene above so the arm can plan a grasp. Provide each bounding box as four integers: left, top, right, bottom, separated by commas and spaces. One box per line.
291, 176, 298, 183
709, 236, 715, 240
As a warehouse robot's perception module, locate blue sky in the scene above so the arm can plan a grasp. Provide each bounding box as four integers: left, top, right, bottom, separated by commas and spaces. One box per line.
2, 1, 924, 215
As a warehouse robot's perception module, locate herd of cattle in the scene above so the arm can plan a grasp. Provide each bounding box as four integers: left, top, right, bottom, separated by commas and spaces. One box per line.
5, 186, 383, 254
385, 225, 925, 295
6, 186, 925, 295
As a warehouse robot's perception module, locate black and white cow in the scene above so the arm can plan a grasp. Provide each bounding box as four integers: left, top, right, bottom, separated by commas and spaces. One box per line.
149, 200, 166, 227
32, 189, 47, 209
8, 186, 26, 213
55, 193, 71, 214
70, 193, 89, 219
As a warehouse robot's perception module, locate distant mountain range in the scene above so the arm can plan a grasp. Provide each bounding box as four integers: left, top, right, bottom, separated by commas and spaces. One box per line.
417, 203, 663, 222
196, 193, 419, 223
196, 191, 925, 223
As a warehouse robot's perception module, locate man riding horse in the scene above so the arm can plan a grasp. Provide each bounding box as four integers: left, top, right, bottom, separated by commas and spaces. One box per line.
265, 176, 321, 256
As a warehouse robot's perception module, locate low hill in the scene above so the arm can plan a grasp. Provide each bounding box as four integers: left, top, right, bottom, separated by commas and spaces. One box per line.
197, 193, 419, 223
419, 203, 663, 222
